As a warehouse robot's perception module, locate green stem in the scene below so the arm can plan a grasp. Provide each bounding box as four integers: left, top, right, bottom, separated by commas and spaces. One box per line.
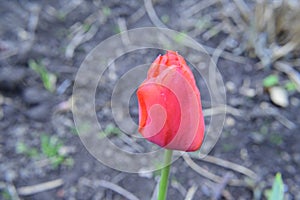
158, 149, 173, 200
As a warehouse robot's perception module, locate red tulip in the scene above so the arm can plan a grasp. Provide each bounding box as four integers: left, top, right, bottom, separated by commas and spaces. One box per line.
137, 51, 205, 152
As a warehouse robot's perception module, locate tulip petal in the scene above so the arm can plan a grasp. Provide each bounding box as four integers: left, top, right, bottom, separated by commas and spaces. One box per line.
137, 82, 181, 147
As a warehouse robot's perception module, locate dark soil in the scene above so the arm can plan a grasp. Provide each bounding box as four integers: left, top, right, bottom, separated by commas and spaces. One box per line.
0, 1, 299, 200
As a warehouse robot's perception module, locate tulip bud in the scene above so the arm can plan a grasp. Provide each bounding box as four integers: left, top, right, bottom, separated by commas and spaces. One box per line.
137, 51, 205, 151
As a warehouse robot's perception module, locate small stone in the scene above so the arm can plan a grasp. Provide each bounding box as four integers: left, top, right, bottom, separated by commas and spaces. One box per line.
229, 97, 244, 107
240, 148, 248, 160
225, 116, 235, 127
269, 86, 289, 107
2, 104, 17, 119
23, 87, 52, 105
239, 87, 256, 97
226, 81, 236, 93
26, 104, 52, 121
0, 67, 26, 90
251, 133, 265, 144
293, 153, 300, 165
285, 165, 296, 174
281, 152, 291, 162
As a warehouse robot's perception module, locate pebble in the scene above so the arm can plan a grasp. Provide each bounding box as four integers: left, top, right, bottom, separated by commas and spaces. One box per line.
0, 67, 26, 90
225, 81, 236, 93
225, 116, 235, 127
251, 133, 265, 144
2, 104, 17, 119
228, 97, 244, 107
25, 104, 52, 121
239, 87, 256, 97
281, 152, 291, 162
269, 86, 289, 107
23, 87, 52, 105
293, 153, 300, 165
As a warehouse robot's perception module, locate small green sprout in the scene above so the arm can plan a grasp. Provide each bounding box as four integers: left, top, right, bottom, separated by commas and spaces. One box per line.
266, 173, 284, 200
285, 81, 297, 92
16, 142, 39, 158
263, 74, 279, 88
99, 123, 121, 138
102, 7, 111, 17
41, 134, 67, 168
29, 59, 57, 92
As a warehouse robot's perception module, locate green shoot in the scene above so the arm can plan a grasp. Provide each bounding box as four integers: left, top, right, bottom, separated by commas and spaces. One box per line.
263, 74, 279, 88
285, 81, 297, 92
16, 142, 39, 158
267, 173, 284, 200
29, 59, 57, 92
40, 134, 66, 168
102, 7, 111, 17
99, 123, 121, 138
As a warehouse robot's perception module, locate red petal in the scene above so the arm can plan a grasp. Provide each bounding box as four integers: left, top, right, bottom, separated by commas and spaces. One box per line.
137, 82, 181, 147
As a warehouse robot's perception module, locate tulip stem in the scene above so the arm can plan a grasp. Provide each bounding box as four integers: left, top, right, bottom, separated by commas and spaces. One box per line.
158, 149, 173, 200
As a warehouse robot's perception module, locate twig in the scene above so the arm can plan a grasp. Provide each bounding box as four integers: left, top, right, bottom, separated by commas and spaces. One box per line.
151, 180, 159, 200
7, 183, 21, 200
65, 13, 99, 59
61, 0, 83, 16
208, 37, 230, 101
144, 0, 168, 28
19, 3, 40, 58
203, 105, 243, 117
189, 14, 215, 37
291, 58, 300, 67
200, 155, 258, 180
18, 179, 64, 196
119, 133, 145, 152
184, 152, 258, 180
81, 177, 140, 200
117, 18, 130, 46
222, 189, 234, 200
183, 154, 246, 187
172, 180, 187, 197
145, 0, 249, 64
213, 173, 232, 200
128, 7, 146, 24
202, 22, 224, 41
232, 0, 251, 23
181, 0, 219, 18
184, 185, 198, 200
213, 48, 249, 64
221, 2, 247, 35
274, 61, 300, 92
249, 105, 296, 130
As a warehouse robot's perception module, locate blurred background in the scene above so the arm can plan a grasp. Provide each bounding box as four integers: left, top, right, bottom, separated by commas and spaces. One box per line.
0, 0, 299, 199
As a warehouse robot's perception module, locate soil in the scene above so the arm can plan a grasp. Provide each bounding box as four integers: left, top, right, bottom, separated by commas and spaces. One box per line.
0, 1, 299, 200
